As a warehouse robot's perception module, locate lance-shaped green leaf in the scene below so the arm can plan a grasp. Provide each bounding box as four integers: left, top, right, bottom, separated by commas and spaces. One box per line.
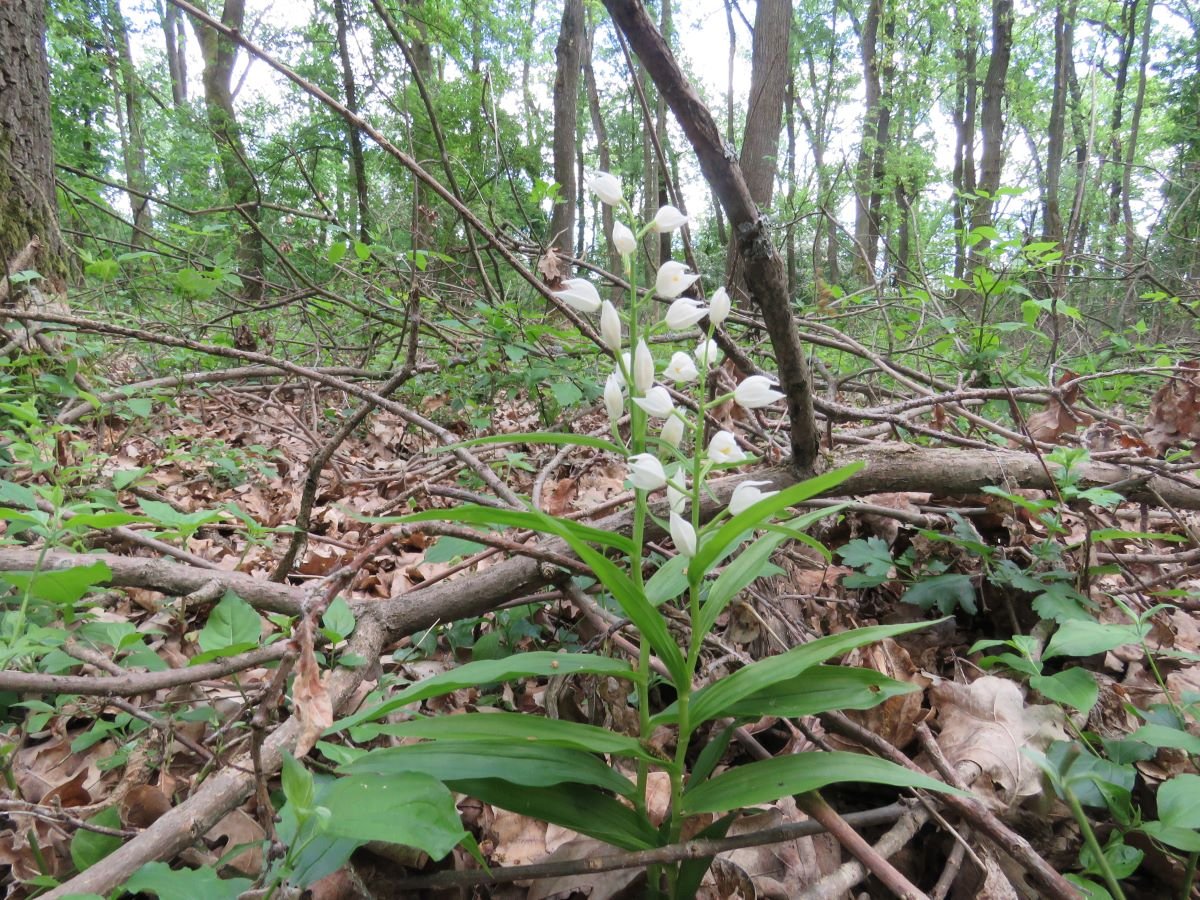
363, 712, 659, 762
656, 666, 918, 725
658, 620, 934, 727
523, 508, 686, 683
329, 652, 638, 733
320, 771, 468, 859
340, 740, 636, 796
689, 463, 863, 583
681, 751, 967, 815
453, 779, 659, 850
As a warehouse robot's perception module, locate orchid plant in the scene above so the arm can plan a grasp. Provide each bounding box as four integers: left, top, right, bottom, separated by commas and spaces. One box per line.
320, 172, 956, 897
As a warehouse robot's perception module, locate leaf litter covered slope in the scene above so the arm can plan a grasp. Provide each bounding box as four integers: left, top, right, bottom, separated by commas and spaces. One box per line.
4, 355, 1200, 898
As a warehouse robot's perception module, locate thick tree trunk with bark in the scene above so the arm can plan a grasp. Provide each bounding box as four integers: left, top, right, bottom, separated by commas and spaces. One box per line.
549, 0, 583, 258
0, 0, 67, 290
189, 0, 265, 301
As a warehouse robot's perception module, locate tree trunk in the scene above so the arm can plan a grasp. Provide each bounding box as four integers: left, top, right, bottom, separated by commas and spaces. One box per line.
156, 0, 188, 108
583, 16, 619, 274
951, 17, 978, 281
853, 0, 885, 277
727, 0, 791, 286
549, 0, 583, 258
189, 0, 264, 301
333, 0, 370, 242
1121, 0, 1154, 262
0, 0, 67, 290
102, 0, 153, 247
1107, 0, 1138, 238
968, 0, 1013, 257
1043, 0, 1075, 250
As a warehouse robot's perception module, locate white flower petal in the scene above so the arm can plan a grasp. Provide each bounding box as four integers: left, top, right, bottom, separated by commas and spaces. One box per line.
653, 205, 689, 234
633, 339, 654, 393
632, 385, 675, 419
734, 375, 786, 409
669, 512, 697, 557
663, 351, 699, 383
707, 430, 746, 465
612, 221, 636, 257
555, 277, 601, 313
600, 300, 622, 351
627, 453, 667, 491
587, 172, 624, 206
729, 480, 777, 516
604, 372, 624, 422
695, 338, 721, 368
655, 260, 701, 299
665, 297, 708, 331
661, 414, 686, 449
708, 287, 731, 326
667, 479, 688, 513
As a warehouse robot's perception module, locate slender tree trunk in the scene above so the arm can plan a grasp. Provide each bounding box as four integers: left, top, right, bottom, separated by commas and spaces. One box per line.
727, 0, 791, 286
1, 0, 68, 289
1121, 0, 1154, 262
521, 0, 538, 146
1043, 0, 1075, 250
968, 0, 1013, 259
853, 0, 885, 277
951, 21, 978, 281
156, 0, 187, 108
333, 0, 370, 242
1107, 0, 1138, 236
102, 0, 152, 247
583, 17, 619, 274
656, 0, 672, 266
549, 0, 583, 258
189, 0, 265, 300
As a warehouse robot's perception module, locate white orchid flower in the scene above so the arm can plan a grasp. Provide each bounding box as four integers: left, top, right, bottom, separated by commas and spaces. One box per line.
600, 300, 622, 351
555, 278, 601, 313
708, 287, 731, 326
729, 480, 778, 516
667, 478, 688, 513
661, 414, 685, 449
663, 351, 699, 383
587, 172, 624, 206
707, 430, 746, 465
655, 260, 701, 299
665, 297, 708, 330
627, 453, 667, 491
695, 338, 721, 368
652, 205, 689, 233
669, 512, 697, 557
633, 339, 654, 393
612, 221, 636, 257
734, 375, 785, 409
604, 372, 624, 422
633, 385, 675, 419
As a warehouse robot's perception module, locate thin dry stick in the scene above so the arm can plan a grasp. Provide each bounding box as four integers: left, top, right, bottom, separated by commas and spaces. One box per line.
392, 803, 910, 890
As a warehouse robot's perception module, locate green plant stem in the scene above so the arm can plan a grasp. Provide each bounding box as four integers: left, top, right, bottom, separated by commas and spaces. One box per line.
1182, 851, 1198, 900
1064, 786, 1126, 900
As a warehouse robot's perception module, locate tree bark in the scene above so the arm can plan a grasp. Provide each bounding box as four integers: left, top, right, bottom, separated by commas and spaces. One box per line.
853, 0, 885, 277
102, 0, 153, 247
727, 0, 791, 285
951, 14, 979, 282
967, 0, 1013, 264
583, 16, 619, 274
601, 0, 820, 472
188, 0, 265, 300
1043, 0, 1075, 250
550, 0, 584, 258
333, 0, 370, 242
0, 0, 67, 290
156, 0, 188, 108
